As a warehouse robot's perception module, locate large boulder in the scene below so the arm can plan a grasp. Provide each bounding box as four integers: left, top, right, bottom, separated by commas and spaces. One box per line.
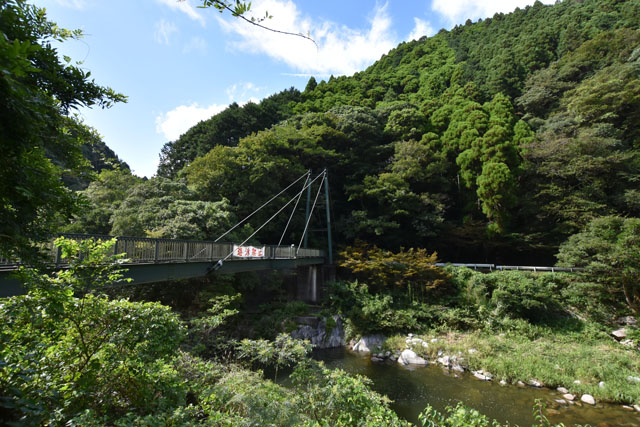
398, 349, 428, 366
351, 334, 386, 353
611, 328, 628, 340
580, 394, 596, 405
291, 315, 346, 349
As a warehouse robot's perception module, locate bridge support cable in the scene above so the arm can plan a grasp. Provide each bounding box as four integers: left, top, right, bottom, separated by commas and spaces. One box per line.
213, 170, 311, 243
277, 173, 309, 246
297, 170, 326, 256
214, 172, 326, 268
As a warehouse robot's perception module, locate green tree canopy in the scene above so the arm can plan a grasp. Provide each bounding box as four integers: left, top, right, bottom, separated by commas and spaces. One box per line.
0, 0, 125, 261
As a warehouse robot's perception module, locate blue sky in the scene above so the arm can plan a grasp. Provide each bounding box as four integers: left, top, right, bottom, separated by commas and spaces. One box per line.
35, 0, 552, 177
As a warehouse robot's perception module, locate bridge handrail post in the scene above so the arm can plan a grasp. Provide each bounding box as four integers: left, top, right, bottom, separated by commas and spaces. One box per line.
154, 240, 159, 263
184, 242, 188, 262
55, 244, 62, 266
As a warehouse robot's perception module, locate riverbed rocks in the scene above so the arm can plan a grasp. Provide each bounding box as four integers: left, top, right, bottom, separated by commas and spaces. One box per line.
611, 328, 628, 340
406, 336, 429, 348
351, 334, 386, 353
616, 316, 638, 327
291, 315, 345, 349
580, 394, 596, 405
345, 331, 637, 415
472, 369, 493, 381
398, 349, 428, 366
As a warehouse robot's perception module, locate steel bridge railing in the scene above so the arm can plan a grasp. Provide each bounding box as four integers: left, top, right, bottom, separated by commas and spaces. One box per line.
0, 234, 325, 268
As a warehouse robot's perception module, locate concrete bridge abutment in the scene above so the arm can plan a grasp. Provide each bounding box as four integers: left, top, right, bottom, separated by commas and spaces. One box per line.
296, 264, 335, 303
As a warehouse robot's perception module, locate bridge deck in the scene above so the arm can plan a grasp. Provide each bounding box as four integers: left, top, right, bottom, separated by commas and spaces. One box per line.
0, 234, 326, 297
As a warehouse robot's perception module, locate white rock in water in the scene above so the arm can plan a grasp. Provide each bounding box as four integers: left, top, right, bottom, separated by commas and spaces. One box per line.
408, 333, 414, 338
371, 356, 383, 363
499, 380, 507, 386
516, 381, 525, 387
437, 355, 451, 367
634, 404, 640, 412
451, 364, 465, 373
555, 399, 567, 405
580, 394, 596, 405
563, 393, 575, 401
557, 387, 569, 394
398, 349, 428, 366
352, 334, 386, 353
529, 379, 543, 388
612, 328, 628, 340
622, 405, 634, 411
472, 370, 492, 381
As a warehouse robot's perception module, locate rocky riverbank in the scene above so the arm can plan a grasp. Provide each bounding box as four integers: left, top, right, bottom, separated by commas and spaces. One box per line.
289, 314, 640, 414
348, 331, 640, 415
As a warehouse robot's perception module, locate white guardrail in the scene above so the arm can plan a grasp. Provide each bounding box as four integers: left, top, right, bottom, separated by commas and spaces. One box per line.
435, 263, 582, 272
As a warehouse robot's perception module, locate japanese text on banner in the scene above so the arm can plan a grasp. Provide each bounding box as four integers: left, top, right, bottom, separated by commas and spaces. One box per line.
232, 245, 265, 258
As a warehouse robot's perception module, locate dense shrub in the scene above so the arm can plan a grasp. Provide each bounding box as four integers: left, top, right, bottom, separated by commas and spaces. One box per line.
339, 242, 452, 302
291, 360, 409, 426
446, 267, 570, 323
325, 280, 436, 335
557, 215, 640, 315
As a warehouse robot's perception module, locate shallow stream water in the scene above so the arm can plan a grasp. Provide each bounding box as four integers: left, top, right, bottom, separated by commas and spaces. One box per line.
313, 347, 640, 426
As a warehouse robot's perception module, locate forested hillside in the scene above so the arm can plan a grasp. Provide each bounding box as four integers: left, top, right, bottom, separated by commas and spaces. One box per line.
86, 0, 640, 263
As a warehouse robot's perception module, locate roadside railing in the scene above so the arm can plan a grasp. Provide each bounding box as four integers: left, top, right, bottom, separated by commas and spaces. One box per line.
435, 262, 582, 272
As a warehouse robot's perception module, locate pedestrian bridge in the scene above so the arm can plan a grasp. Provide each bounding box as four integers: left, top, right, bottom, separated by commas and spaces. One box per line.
0, 234, 327, 297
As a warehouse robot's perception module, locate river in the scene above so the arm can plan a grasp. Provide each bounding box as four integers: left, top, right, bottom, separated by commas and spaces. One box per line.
313, 347, 640, 426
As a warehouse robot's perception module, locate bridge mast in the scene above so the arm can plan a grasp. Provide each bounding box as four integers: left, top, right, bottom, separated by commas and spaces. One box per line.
323, 171, 333, 265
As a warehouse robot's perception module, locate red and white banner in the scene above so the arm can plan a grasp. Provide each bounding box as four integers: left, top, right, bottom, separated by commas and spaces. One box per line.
232, 245, 265, 258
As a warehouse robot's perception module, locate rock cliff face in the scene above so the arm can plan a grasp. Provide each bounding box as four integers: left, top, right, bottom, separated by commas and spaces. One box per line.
290, 315, 345, 349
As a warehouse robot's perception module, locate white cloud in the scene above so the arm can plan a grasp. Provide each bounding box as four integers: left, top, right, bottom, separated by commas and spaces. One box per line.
154, 19, 178, 45
156, 0, 206, 26
432, 0, 555, 25
217, 0, 397, 76
408, 17, 435, 41
183, 36, 207, 54
226, 82, 262, 102
155, 103, 227, 141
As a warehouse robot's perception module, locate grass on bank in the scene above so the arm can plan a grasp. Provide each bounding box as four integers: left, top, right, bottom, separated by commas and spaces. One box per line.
383, 326, 640, 404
